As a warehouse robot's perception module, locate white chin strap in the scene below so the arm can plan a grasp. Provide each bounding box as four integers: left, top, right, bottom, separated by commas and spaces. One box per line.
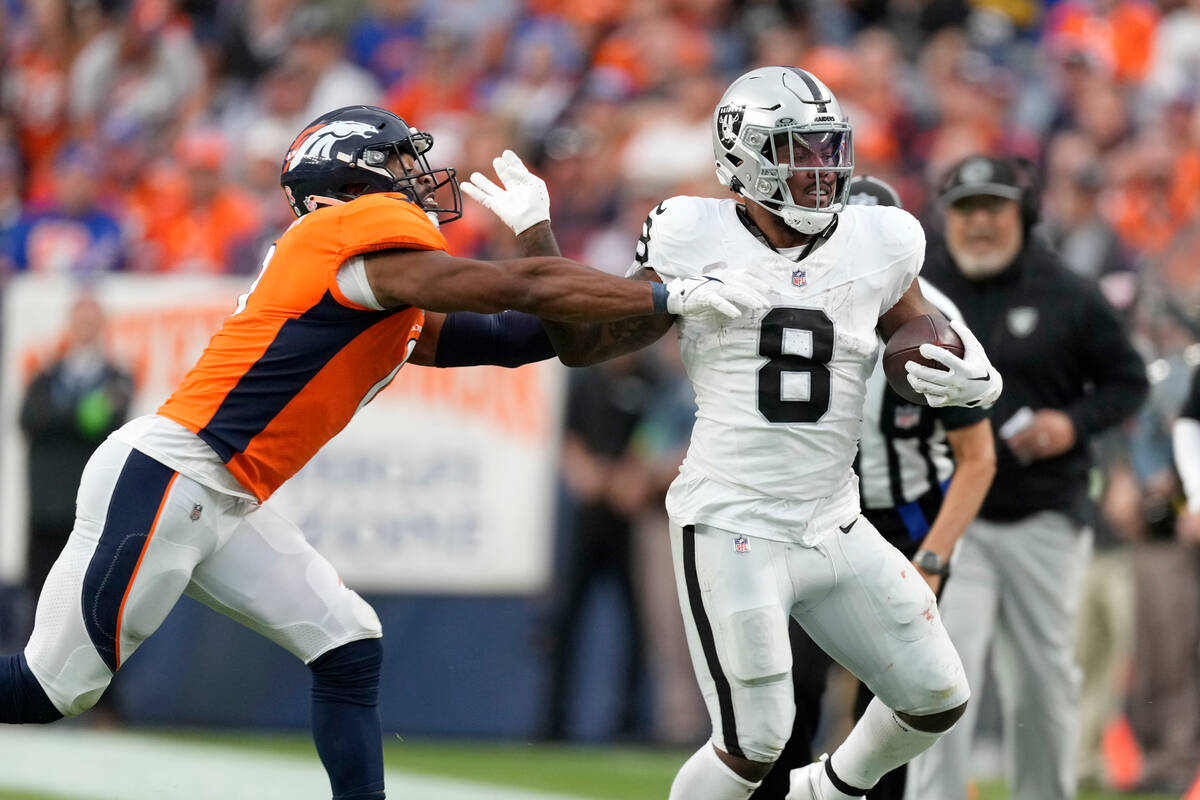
774, 179, 837, 235
781, 206, 833, 235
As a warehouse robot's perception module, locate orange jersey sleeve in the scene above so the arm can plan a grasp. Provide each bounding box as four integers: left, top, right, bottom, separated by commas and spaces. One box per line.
158, 193, 446, 501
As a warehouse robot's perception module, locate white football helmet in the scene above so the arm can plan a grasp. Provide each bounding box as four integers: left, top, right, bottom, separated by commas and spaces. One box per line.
713, 66, 854, 235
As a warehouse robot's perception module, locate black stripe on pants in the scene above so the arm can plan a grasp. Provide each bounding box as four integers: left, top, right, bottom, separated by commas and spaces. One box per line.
682, 525, 743, 758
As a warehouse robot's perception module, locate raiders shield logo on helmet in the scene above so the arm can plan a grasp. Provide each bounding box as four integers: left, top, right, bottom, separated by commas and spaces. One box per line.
717, 104, 745, 150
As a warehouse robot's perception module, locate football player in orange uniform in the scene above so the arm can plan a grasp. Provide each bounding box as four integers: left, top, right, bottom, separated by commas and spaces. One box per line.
0, 106, 766, 800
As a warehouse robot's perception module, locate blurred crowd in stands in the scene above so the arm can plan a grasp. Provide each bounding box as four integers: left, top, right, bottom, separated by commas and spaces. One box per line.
3, 0, 1199, 792
2, 0, 1200, 283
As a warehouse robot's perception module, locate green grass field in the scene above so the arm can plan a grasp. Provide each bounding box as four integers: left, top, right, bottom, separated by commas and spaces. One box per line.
0, 729, 1179, 800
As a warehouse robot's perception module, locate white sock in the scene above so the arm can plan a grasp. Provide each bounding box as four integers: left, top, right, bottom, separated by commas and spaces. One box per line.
824, 698, 943, 795
669, 741, 761, 800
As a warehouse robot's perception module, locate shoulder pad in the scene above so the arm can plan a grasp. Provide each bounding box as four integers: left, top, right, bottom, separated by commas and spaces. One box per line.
323, 193, 449, 257
634, 196, 717, 269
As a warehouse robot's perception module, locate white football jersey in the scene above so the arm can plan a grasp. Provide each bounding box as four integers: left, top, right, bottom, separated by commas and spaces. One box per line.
631, 196, 924, 545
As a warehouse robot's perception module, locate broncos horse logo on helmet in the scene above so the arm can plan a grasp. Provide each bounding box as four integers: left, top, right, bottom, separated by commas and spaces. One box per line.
712, 66, 854, 236
280, 105, 463, 225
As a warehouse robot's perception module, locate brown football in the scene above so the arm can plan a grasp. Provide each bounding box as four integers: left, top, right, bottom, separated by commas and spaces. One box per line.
882, 314, 965, 405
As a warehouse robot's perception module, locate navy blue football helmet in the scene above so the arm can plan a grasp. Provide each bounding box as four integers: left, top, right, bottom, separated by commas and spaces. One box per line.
280, 105, 462, 224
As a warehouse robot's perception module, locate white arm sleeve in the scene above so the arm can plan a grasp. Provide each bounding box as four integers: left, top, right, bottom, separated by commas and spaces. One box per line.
1173, 417, 1200, 511
336, 255, 386, 310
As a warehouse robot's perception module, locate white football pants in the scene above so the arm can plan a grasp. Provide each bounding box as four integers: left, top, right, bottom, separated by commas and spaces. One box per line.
24, 438, 381, 716
671, 518, 969, 763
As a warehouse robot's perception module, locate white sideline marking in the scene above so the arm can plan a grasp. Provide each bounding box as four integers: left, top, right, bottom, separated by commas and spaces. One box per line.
0, 727, 589, 800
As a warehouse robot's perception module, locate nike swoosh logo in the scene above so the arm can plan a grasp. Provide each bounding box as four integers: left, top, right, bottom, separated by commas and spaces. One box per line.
968, 372, 991, 382
654, 201, 668, 215
839, 518, 858, 534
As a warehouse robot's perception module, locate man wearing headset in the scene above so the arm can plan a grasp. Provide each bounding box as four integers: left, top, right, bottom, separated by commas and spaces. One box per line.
906, 155, 1148, 800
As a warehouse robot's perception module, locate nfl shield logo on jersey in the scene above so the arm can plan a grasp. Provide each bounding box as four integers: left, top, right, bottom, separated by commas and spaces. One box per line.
894, 405, 921, 430
792, 269, 807, 287
190, 504, 203, 521
734, 535, 750, 554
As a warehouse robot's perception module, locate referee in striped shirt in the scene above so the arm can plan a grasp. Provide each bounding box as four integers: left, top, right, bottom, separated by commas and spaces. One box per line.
751, 176, 997, 800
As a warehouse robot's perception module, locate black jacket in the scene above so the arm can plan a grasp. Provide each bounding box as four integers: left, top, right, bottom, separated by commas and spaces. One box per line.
922, 236, 1148, 524
19, 356, 133, 529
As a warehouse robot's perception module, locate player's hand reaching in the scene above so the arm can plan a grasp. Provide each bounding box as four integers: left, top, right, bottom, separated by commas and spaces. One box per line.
663, 276, 769, 321
905, 318, 1002, 408
461, 150, 550, 235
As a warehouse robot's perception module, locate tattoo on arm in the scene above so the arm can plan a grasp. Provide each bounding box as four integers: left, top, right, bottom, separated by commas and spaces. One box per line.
544, 266, 673, 366
515, 223, 671, 365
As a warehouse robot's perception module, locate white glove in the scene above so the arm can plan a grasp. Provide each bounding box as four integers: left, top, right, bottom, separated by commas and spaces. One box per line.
460, 149, 550, 235
905, 317, 1003, 408
664, 276, 769, 320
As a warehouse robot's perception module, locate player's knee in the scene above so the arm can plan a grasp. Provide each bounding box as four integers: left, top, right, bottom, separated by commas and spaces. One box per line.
738, 725, 790, 764
899, 651, 971, 723
0, 653, 65, 723
310, 637, 383, 707
19, 652, 110, 719
716, 747, 777, 782
720, 605, 793, 762
59, 686, 105, 718
731, 682, 794, 763
348, 592, 383, 639
898, 699, 968, 733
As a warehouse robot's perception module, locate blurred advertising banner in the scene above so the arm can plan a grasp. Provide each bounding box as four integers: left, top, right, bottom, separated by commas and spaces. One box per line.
0, 274, 563, 594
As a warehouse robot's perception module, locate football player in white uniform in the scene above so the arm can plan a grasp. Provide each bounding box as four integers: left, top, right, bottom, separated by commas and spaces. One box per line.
464, 67, 1002, 800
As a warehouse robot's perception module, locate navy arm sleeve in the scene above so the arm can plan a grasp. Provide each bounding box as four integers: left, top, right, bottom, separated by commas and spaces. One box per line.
433, 311, 557, 368
1065, 283, 1148, 438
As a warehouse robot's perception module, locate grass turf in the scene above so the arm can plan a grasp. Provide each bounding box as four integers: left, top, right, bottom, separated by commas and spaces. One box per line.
169, 730, 1184, 800
0, 730, 1179, 800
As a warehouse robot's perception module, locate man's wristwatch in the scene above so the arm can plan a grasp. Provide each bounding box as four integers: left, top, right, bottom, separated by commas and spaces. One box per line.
913, 549, 950, 577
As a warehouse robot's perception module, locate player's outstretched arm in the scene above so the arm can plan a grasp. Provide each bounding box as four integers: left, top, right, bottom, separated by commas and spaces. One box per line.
366, 247, 657, 320
461, 150, 758, 365
515, 221, 674, 367
364, 246, 761, 324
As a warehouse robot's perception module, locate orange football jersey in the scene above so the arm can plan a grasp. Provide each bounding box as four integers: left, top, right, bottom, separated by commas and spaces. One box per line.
159, 193, 447, 501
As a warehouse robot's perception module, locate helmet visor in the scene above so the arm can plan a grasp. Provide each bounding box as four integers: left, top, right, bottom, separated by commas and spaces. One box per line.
745, 124, 853, 212
760, 128, 852, 171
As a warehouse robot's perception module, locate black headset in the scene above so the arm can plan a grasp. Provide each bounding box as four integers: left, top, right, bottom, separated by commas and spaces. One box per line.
1009, 156, 1042, 231
940, 155, 1041, 231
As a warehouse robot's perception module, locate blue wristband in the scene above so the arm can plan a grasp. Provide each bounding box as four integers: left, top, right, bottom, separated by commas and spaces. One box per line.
652, 282, 669, 314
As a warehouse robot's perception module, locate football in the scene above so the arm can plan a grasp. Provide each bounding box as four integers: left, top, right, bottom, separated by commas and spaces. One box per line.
882, 314, 965, 405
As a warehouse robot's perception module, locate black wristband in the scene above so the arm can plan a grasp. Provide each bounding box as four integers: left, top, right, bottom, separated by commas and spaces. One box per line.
651, 281, 669, 314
